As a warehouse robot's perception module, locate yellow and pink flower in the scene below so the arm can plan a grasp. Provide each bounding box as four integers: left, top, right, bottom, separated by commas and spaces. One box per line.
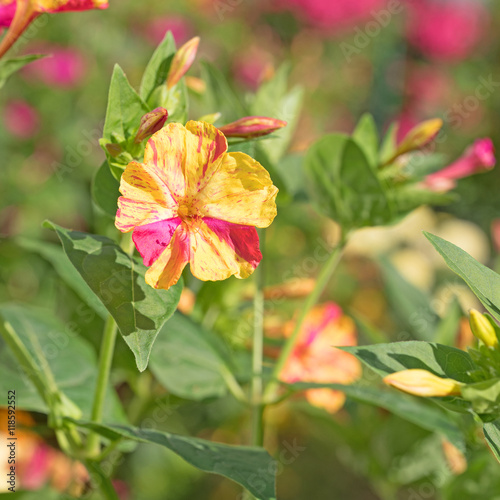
0, 0, 108, 58
280, 302, 361, 413
115, 120, 278, 290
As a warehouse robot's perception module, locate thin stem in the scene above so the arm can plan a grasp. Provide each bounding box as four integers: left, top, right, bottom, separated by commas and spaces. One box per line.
251, 228, 266, 446
263, 240, 346, 403
0, 320, 49, 400
86, 315, 118, 457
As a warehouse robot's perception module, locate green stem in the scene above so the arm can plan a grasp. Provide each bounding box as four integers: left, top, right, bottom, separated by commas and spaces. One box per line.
0, 320, 50, 400
251, 259, 265, 447
263, 240, 346, 403
86, 315, 118, 457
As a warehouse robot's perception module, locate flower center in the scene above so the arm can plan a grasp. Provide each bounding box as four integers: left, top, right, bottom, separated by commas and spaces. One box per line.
177, 202, 198, 221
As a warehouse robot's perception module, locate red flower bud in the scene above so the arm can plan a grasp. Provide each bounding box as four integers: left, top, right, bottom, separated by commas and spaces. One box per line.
134, 107, 168, 144
218, 116, 287, 138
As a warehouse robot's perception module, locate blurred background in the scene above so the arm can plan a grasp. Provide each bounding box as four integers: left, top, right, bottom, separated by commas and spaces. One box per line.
2, 0, 500, 499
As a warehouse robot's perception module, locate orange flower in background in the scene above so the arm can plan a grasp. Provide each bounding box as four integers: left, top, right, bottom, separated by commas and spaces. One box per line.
115, 120, 278, 290
280, 302, 361, 413
0, 0, 108, 58
0, 409, 87, 493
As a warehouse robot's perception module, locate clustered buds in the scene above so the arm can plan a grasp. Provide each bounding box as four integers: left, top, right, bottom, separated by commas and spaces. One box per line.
218, 116, 287, 138
134, 107, 168, 143
166, 36, 200, 90
469, 309, 499, 348
384, 369, 463, 397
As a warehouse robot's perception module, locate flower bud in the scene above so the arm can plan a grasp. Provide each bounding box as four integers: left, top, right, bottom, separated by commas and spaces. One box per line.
166, 36, 200, 90
134, 107, 168, 143
425, 138, 496, 191
218, 116, 287, 138
185, 76, 206, 94
469, 309, 498, 348
384, 118, 442, 165
383, 369, 462, 397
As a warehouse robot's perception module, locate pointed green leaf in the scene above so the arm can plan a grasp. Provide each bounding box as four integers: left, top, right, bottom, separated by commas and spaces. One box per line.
140, 31, 176, 103
72, 421, 277, 500
352, 113, 379, 168
44, 222, 183, 371
425, 232, 500, 323
341, 341, 476, 383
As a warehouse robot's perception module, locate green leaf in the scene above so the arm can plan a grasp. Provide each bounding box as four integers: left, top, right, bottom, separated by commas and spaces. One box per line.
0, 54, 47, 88
379, 122, 398, 164
393, 186, 456, 215
15, 237, 108, 319
305, 134, 392, 229
92, 161, 121, 218
425, 232, 500, 323
72, 420, 277, 500
462, 378, 500, 414
352, 113, 379, 168
341, 341, 476, 383
0, 304, 126, 422
100, 64, 149, 178
150, 313, 235, 400
45, 222, 183, 371
140, 31, 176, 103
380, 257, 439, 341
291, 382, 465, 451
200, 61, 247, 121
483, 419, 500, 463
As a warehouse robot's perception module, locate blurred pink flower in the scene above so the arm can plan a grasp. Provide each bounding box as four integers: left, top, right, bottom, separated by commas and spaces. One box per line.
406, 0, 488, 61
23, 45, 87, 88
425, 138, 495, 191
0, 1, 16, 28
3, 100, 40, 138
273, 0, 387, 31
232, 47, 274, 91
280, 302, 361, 413
143, 15, 192, 46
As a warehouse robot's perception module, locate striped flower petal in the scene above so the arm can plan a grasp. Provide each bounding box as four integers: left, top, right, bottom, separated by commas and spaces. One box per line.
189, 218, 261, 281
195, 152, 278, 228
144, 227, 190, 290
115, 161, 178, 232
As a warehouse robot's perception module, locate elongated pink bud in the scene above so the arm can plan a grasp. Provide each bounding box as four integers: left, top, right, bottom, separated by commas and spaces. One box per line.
425, 138, 496, 191
134, 107, 168, 143
218, 116, 287, 138
384, 369, 462, 397
166, 36, 200, 90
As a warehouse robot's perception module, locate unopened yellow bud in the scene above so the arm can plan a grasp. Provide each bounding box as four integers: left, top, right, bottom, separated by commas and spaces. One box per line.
384, 369, 462, 397
385, 118, 443, 165
166, 37, 200, 90
469, 309, 498, 347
